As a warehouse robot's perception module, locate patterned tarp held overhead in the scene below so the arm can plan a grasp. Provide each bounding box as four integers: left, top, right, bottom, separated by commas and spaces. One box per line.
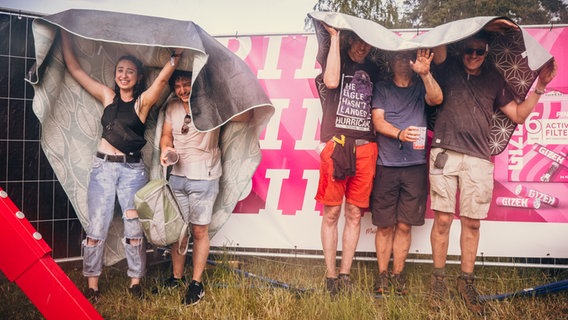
27, 9, 274, 265
308, 12, 554, 155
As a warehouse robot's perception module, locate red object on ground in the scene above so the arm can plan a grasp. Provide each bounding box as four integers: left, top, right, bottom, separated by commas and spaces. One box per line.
0, 187, 102, 320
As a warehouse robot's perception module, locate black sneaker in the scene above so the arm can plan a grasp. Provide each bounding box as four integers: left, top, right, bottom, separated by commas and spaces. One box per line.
325, 277, 339, 296
128, 284, 144, 299
84, 288, 101, 303
164, 275, 186, 289
183, 280, 205, 305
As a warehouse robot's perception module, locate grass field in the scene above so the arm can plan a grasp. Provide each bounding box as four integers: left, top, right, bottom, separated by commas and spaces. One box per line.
1, 251, 567, 319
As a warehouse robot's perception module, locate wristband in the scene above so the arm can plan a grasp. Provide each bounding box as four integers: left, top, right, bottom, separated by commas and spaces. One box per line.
397, 129, 403, 150
170, 52, 181, 66
534, 88, 546, 95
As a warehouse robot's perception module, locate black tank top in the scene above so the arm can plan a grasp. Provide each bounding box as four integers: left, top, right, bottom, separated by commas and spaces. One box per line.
100, 97, 146, 153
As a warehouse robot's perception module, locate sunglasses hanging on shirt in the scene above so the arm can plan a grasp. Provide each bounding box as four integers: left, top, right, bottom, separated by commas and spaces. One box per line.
181, 114, 191, 134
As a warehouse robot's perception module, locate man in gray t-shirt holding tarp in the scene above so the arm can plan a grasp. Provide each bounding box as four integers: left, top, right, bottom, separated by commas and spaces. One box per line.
428, 28, 557, 315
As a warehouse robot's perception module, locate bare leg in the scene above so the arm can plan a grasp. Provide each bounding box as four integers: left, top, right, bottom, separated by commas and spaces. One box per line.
459, 216, 480, 274
321, 205, 341, 278
170, 235, 190, 278
338, 202, 362, 275
392, 222, 411, 275
191, 224, 209, 282
431, 210, 454, 269
87, 276, 99, 290
375, 226, 394, 273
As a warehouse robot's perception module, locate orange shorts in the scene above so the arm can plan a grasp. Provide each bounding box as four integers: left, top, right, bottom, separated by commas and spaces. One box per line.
315, 140, 378, 208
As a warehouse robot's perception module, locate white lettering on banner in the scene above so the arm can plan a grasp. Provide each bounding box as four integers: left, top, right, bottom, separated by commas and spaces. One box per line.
296, 169, 320, 216
295, 35, 321, 79
537, 145, 567, 163
524, 111, 541, 145
258, 36, 283, 79
260, 99, 287, 150
543, 119, 568, 143
527, 189, 557, 206
217, 37, 252, 61
295, 98, 322, 150
258, 169, 290, 215
508, 125, 524, 171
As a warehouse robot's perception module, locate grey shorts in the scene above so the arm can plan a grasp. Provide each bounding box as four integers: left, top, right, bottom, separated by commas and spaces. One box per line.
370, 164, 428, 228
429, 148, 494, 219
169, 175, 219, 225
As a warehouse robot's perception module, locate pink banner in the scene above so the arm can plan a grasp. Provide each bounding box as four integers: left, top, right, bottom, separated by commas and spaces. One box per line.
219, 27, 568, 224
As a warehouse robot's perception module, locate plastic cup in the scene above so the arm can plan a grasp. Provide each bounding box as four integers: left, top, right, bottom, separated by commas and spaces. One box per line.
164, 150, 179, 166
413, 127, 427, 150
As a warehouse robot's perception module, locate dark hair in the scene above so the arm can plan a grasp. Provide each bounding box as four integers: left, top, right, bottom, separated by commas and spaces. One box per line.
471, 30, 491, 43
168, 70, 193, 89
341, 30, 362, 51
113, 55, 145, 100
461, 30, 491, 52
387, 50, 416, 62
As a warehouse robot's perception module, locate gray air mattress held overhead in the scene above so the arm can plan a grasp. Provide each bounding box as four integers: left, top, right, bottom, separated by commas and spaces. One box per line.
27, 9, 274, 265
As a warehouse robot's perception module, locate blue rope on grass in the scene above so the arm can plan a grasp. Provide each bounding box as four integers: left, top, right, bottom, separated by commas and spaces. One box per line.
480, 279, 568, 301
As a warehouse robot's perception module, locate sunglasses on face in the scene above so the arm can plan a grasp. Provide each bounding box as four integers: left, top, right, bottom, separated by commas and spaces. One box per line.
464, 47, 487, 56
181, 114, 191, 134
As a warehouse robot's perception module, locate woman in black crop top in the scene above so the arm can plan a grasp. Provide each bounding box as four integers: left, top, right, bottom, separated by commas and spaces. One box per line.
61, 30, 182, 301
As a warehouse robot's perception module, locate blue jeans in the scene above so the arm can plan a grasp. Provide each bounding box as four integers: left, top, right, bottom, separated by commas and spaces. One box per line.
83, 156, 147, 279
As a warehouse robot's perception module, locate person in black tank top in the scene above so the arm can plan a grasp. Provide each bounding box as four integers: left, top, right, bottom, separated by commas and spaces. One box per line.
61, 29, 183, 301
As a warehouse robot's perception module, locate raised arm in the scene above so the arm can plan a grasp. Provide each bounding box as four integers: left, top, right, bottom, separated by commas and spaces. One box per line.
322, 24, 341, 89
431, 45, 446, 65
159, 109, 175, 167
137, 49, 183, 120
411, 49, 443, 106
483, 18, 519, 34
60, 30, 114, 104
500, 59, 557, 124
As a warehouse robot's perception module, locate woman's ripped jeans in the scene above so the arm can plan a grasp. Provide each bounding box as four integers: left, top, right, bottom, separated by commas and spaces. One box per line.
82, 157, 147, 279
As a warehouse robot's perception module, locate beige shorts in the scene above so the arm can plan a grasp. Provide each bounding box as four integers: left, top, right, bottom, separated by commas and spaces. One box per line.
429, 148, 494, 219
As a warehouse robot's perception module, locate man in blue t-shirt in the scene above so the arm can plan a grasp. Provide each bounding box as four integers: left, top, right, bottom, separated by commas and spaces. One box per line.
370, 49, 442, 296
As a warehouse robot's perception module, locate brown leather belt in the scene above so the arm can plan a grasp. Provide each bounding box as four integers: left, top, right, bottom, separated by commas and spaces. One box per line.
96, 152, 141, 163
